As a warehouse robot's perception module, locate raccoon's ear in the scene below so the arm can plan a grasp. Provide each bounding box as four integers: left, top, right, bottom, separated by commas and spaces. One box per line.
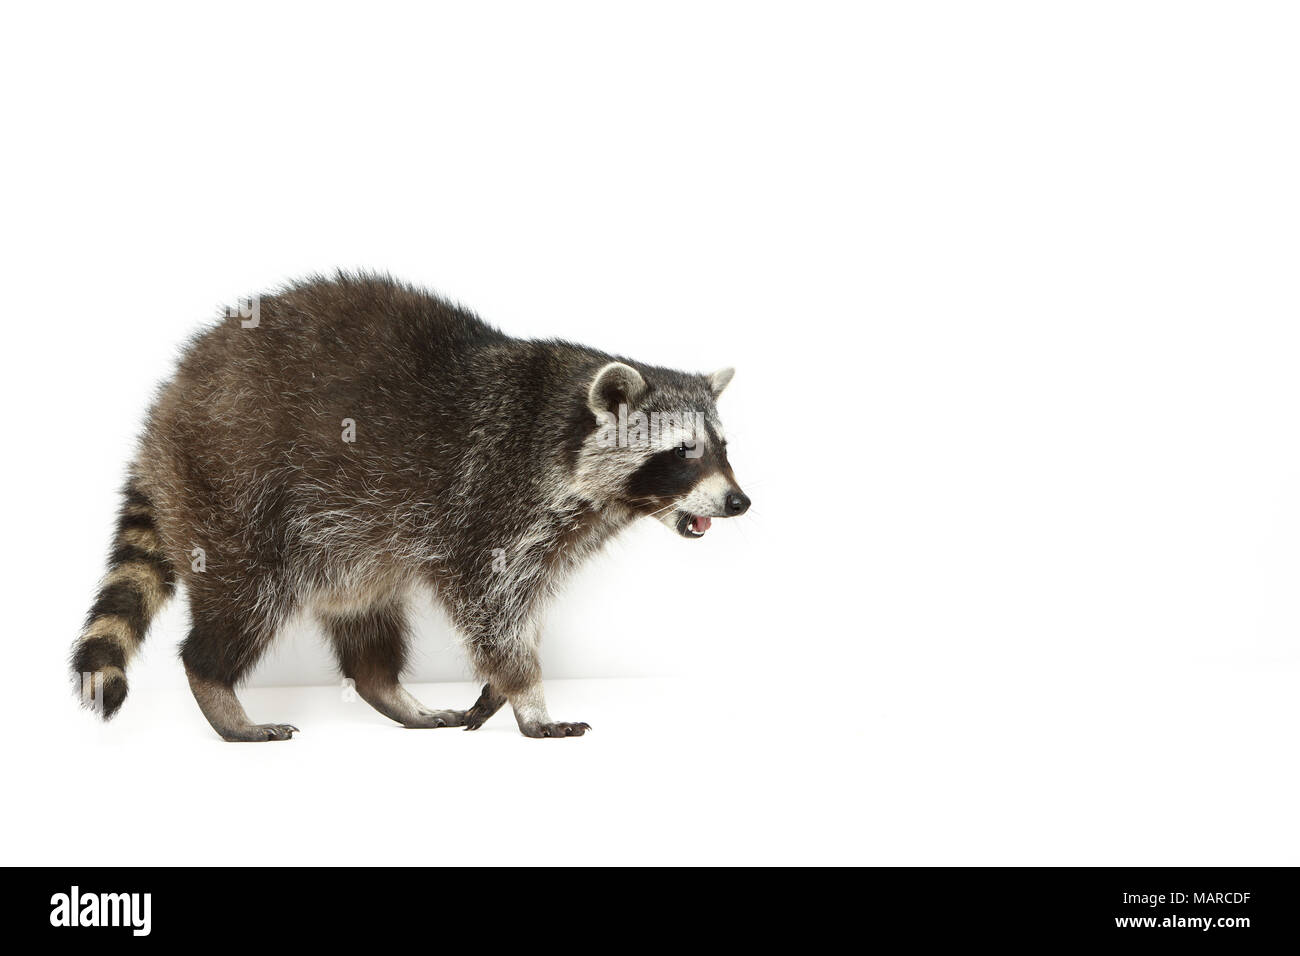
587, 361, 647, 419
708, 367, 735, 398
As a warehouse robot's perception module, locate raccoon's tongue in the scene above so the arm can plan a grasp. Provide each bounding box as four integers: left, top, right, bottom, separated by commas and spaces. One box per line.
691, 515, 712, 534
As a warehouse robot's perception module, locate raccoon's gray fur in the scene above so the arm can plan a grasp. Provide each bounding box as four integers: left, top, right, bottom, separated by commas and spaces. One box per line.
71, 273, 750, 740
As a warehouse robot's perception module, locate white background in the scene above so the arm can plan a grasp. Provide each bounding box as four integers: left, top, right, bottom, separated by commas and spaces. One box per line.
2, 2, 1298, 865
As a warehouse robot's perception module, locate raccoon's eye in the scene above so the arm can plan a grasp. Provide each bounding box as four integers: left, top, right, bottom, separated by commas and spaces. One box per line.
675, 442, 689, 459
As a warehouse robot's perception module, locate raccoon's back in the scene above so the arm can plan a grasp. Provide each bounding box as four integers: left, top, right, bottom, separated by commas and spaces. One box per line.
134, 274, 511, 562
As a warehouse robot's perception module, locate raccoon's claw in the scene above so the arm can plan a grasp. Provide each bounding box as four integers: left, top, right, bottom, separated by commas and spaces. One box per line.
403, 709, 465, 729
222, 723, 298, 742
462, 711, 504, 731
520, 721, 591, 738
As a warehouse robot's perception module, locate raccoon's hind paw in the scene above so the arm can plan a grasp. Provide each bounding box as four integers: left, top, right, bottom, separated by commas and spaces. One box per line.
519, 721, 591, 739
402, 709, 465, 729
220, 723, 299, 742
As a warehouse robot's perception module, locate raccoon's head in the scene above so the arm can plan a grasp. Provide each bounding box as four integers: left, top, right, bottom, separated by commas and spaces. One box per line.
573, 360, 750, 539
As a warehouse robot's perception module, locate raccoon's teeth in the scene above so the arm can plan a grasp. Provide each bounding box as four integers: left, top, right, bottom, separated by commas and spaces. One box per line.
690, 515, 712, 534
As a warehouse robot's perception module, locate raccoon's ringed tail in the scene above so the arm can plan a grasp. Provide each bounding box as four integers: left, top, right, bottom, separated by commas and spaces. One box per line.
71, 478, 177, 720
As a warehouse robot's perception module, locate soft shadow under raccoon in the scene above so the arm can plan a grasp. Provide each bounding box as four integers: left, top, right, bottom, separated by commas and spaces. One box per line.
71, 273, 751, 740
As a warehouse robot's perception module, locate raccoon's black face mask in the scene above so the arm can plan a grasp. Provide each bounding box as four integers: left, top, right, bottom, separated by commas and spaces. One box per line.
581, 362, 751, 539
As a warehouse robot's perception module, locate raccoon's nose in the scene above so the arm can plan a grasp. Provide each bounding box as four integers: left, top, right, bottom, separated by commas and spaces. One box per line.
725, 491, 751, 516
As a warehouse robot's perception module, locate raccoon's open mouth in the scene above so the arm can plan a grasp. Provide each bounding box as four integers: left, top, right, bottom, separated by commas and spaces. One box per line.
675, 512, 712, 538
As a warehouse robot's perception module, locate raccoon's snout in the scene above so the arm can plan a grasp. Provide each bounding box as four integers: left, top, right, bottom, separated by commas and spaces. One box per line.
671, 488, 750, 539
724, 491, 750, 516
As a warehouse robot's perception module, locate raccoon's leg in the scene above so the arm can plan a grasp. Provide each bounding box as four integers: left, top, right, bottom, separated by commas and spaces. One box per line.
462, 683, 507, 730
466, 633, 589, 738
184, 666, 299, 742
322, 601, 465, 729
180, 584, 299, 742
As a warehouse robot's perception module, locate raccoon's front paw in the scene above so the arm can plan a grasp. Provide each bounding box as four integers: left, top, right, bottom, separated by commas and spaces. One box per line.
222, 723, 299, 742
462, 684, 507, 731
519, 721, 591, 738
403, 709, 465, 729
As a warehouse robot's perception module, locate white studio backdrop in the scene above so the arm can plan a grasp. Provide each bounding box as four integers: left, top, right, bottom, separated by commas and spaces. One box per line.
0, 3, 1297, 766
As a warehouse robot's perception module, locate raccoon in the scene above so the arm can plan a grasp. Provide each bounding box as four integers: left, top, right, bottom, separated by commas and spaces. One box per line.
71, 273, 750, 740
